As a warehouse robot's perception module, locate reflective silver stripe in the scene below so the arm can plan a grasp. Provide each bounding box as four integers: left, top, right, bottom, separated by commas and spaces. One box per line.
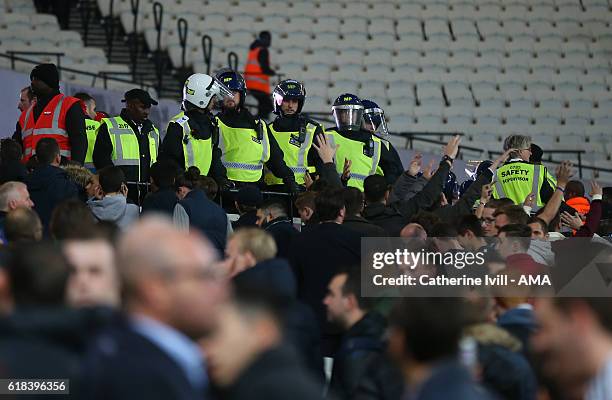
494, 173, 507, 199
290, 166, 308, 174
31, 128, 68, 136
369, 139, 381, 176
84, 162, 95, 169
149, 128, 160, 159
106, 117, 135, 165
260, 122, 269, 163
23, 96, 69, 139
532, 165, 541, 211
51, 95, 64, 131
296, 127, 313, 173
22, 104, 34, 138
351, 173, 369, 181
179, 120, 195, 167
222, 161, 263, 171
24, 148, 33, 156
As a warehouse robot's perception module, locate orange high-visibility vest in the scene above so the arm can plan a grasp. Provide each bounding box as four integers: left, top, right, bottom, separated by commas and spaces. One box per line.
19, 93, 79, 161
244, 47, 271, 94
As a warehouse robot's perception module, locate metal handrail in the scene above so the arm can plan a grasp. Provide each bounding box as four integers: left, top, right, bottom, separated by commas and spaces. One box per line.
0, 52, 155, 91
102, 0, 116, 59
152, 1, 164, 95
129, 0, 140, 81
177, 17, 188, 70
202, 34, 213, 75
228, 51, 238, 71
7, 51, 64, 77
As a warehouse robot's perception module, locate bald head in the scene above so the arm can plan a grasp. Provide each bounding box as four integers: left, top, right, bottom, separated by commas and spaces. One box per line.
400, 223, 427, 241
117, 216, 227, 339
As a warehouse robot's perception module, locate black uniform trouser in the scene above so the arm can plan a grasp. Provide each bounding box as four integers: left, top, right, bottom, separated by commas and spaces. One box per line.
249, 90, 274, 121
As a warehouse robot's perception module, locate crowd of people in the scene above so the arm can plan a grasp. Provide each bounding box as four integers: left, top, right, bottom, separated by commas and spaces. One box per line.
0, 60, 611, 400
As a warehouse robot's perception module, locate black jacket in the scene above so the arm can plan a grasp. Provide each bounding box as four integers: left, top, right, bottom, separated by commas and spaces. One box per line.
25, 164, 79, 232
262, 216, 299, 260
329, 312, 387, 400
328, 127, 402, 186
219, 345, 323, 400
93, 109, 158, 185
232, 210, 258, 230
82, 315, 206, 400
353, 353, 404, 400
362, 160, 451, 236
13, 91, 87, 164
217, 108, 295, 185
179, 189, 228, 254
342, 215, 389, 238
433, 168, 494, 222
141, 187, 178, 217
160, 109, 226, 181
289, 222, 361, 330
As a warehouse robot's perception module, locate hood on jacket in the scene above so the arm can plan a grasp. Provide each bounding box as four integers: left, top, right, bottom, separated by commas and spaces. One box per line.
27, 165, 70, 191
87, 195, 135, 224
464, 323, 522, 352
233, 258, 297, 299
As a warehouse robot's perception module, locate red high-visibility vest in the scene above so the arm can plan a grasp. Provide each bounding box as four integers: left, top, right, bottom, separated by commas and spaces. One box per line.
244, 47, 271, 94
19, 93, 79, 161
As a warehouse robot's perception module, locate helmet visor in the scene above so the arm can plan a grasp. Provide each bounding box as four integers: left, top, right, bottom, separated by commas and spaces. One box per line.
211, 77, 235, 101
363, 107, 389, 139
333, 105, 364, 131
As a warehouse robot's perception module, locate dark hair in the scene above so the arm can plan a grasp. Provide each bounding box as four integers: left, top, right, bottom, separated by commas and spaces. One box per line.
338, 266, 375, 311
493, 205, 529, 225
195, 176, 219, 200
98, 166, 126, 194
527, 216, 548, 235
364, 175, 389, 203
149, 159, 180, 189
6, 242, 71, 306
0, 138, 22, 163
315, 188, 345, 222
458, 214, 484, 237
175, 166, 200, 191
72, 92, 94, 102
35, 138, 60, 165
485, 198, 515, 211
498, 223, 532, 251
295, 191, 316, 211
429, 222, 458, 237
343, 187, 364, 216
231, 284, 284, 326
390, 298, 468, 362
4, 208, 41, 242
410, 211, 441, 234
49, 199, 97, 240
565, 180, 585, 199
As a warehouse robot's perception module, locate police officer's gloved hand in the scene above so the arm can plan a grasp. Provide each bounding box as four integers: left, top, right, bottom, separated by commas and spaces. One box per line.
283, 177, 301, 196
216, 177, 235, 192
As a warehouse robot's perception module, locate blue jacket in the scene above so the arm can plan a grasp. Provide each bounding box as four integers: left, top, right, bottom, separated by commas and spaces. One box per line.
497, 307, 536, 355
25, 165, 78, 233
180, 189, 228, 254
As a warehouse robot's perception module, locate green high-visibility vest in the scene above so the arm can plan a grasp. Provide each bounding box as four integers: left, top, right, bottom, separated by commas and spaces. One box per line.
84, 118, 101, 168
264, 121, 318, 186
216, 117, 270, 182
100, 116, 160, 180
168, 111, 213, 175
325, 129, 383, 191
492, 162, 555, 207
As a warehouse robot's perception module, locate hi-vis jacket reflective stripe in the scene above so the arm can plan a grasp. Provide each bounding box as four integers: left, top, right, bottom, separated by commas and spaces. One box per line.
217, 117, 270, 182
264, 122, 318, 186
244, 47, 270, 94
19, 94, 79, 161
168, 112, 213, 175
325, 129, 383, 191
100, 116, 160, 180
492, 162, 553, 207
84, 119, 101, 168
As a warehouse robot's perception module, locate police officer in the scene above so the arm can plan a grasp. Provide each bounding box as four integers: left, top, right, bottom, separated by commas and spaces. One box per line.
160, 73, 234, 188
492, 134, 557, 208
214, 69, 299, 193
73, 92, 100, 170
264, 79, 324, 190
93, 88, 161, 204
325, 93, 400, 191
361, 98, 404, 181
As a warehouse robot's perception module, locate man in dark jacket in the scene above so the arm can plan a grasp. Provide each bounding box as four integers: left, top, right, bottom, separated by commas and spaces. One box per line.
142, 159, 180, 216
13, 63, 87, 164
289, 188, 361, 354
0, 139, 27, 184
324, 269, 401, 400
256, 199, 298, 259
83, 218, 228, 400
342, 187, 388, 237
25, 138, 78, 232
203, 287, 324, 400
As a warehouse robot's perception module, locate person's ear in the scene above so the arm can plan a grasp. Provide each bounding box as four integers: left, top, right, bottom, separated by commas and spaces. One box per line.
55, 153, 61, 164
384, 190, 390, 204
339, 206, 346, 219
7, 199, 16, 210
304, 207, 313, 219
345, 293, 359, 311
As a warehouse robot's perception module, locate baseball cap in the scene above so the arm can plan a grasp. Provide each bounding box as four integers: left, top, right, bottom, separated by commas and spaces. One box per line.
122, 89, 158, 106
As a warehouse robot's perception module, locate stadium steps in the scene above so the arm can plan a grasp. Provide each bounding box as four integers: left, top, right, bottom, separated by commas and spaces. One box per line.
64, 0, 182, 99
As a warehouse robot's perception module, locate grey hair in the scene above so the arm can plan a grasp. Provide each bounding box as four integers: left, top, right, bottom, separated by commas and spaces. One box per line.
0, 181, 27, 211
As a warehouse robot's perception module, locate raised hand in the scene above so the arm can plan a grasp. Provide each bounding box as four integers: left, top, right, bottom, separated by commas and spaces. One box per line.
443, 135, 462, 160
555, 161, 574, 188
312, 134, 337, 164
